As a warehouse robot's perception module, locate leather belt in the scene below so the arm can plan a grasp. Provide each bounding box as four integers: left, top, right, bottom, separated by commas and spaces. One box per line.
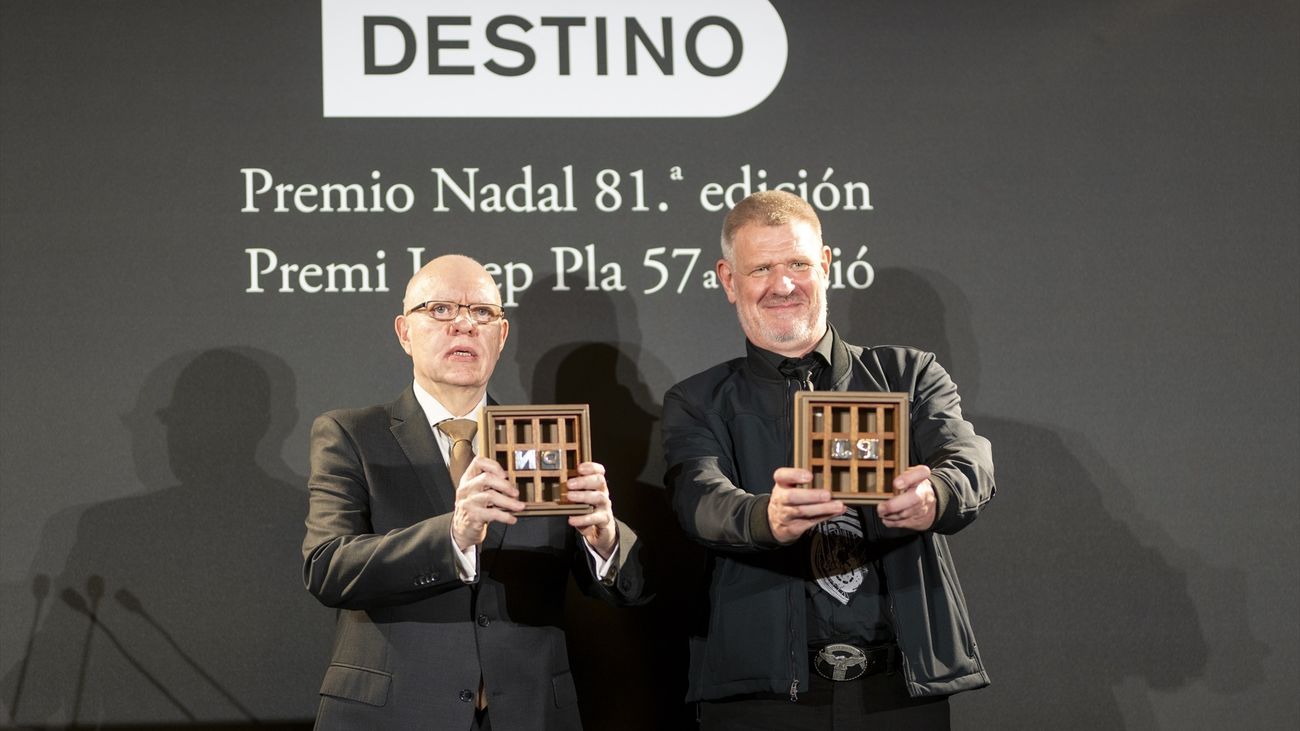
811, 642, 897, 681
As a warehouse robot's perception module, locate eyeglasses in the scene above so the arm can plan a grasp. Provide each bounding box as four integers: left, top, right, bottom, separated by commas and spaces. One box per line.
406, 300, 506, 324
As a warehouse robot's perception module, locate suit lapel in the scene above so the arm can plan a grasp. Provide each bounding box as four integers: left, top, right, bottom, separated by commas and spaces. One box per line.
482, 521, 508, 569
391, 387, 511, 560
389, 387, 457, 517
479, 393, 509, 564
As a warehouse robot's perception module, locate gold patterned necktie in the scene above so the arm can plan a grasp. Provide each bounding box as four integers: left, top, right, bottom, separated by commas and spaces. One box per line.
437, 418, 478, 485
438, 417, 486, 709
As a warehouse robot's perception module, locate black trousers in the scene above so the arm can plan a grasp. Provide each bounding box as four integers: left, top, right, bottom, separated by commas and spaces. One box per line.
698, 670, 950, 731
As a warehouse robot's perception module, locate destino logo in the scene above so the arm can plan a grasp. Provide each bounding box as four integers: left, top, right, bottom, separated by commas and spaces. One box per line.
321, 0, 788, 117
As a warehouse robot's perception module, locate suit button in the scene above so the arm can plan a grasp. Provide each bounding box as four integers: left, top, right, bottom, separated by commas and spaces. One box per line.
459, 689, 474, 703
477, 614, 490, 627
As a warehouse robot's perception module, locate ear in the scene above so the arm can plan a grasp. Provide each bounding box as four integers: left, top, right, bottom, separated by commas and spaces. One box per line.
394, 314, 413, 355
496, 318, 510, 352
716, 258, 738, 304
819, 244, 832, 276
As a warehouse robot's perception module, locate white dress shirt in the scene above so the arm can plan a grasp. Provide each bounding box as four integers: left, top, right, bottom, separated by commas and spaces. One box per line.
411, 382, 614, 582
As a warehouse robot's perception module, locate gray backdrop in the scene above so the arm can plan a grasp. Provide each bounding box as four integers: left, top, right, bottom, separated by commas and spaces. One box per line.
2, 1, 1296, 729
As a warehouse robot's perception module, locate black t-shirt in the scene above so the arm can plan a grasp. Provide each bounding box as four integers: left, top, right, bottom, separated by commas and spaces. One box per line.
757, 329, 896, 649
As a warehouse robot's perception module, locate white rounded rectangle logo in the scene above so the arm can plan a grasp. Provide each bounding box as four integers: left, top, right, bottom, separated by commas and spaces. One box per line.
321, 0, 788, 117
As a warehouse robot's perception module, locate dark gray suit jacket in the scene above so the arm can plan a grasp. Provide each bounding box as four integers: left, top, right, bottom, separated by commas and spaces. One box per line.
303, 387, 649, 730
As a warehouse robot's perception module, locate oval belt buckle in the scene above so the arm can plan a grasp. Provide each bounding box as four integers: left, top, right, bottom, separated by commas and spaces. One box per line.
815, 643, 868, 681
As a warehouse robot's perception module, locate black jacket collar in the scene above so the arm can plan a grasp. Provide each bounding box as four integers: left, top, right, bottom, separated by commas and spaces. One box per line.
744, 324, 852, 389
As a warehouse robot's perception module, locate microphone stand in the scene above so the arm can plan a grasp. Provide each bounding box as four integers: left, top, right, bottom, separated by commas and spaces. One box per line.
61, 578, 196, 723
115, 589, 257, 722
7, 574, 49, 724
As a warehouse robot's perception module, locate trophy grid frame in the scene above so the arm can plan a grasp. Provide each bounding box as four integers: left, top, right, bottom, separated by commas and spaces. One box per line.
478, 404, 594, 516
792, 391, 909, 504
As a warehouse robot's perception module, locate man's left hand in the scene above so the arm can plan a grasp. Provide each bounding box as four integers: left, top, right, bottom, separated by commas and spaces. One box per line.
565, 462, 618, 559
877, 465, 937, 531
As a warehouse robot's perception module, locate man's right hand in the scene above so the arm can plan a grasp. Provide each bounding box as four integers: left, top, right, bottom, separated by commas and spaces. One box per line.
452, 457, 526, 551
767, 467, 847, 544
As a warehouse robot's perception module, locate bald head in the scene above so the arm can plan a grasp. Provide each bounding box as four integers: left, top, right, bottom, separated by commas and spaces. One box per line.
395, 254, 509, 415
403, 255, 502, 313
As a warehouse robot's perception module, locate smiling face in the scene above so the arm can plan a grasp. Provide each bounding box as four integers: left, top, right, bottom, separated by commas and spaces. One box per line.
394, 255, 509, 412
718, 220, 831, 358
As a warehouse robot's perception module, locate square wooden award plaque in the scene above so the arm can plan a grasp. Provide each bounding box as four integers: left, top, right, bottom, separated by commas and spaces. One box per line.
792, 391, 909, 504
478, 404, 594, 516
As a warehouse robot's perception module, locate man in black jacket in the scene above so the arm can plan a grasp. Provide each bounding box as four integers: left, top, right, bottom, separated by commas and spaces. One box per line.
663, 191, 994, 729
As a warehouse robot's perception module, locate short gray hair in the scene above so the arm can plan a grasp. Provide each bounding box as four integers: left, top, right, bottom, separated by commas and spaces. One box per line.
720, 190, 822, 262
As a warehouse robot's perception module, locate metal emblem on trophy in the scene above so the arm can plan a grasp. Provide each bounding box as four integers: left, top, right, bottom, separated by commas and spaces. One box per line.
792, 392, 909, 503
478, 404, 594, 516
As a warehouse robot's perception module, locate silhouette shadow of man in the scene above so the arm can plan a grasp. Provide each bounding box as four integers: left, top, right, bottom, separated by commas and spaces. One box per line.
3, 348, 330, 727
836, 269, 1243, 728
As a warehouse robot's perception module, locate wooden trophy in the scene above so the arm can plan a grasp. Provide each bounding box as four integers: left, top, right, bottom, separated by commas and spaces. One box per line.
478, 404, 594, 516
792, 391, 909, 503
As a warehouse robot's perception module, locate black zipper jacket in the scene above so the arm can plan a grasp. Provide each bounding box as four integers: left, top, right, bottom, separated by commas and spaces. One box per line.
662, 326, 994, 701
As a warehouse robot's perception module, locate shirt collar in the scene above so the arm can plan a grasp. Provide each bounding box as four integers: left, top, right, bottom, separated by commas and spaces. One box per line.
749, 327, 835, 372
412, 381, 486, 430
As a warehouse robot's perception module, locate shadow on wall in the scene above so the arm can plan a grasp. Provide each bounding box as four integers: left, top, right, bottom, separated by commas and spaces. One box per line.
840, 269, 1261, 728
513, 278, 705, 731
2, 348, 329, 728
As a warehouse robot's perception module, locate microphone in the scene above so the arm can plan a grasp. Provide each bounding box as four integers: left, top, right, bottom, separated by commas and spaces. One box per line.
114, 589, 257, 721
62, 579, 197, 722
87, 574, 104, 604
6, 574, 50, 723
62, 578, 101, 725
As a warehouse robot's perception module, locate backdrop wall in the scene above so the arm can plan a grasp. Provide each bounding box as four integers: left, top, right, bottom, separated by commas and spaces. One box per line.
2, 1, 1296, 729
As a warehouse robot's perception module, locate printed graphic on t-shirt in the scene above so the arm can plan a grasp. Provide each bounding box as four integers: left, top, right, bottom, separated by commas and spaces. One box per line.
811, 512, 868, 605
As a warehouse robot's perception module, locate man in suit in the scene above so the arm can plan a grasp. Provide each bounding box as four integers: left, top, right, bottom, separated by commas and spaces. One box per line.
303, 254, 648, 731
